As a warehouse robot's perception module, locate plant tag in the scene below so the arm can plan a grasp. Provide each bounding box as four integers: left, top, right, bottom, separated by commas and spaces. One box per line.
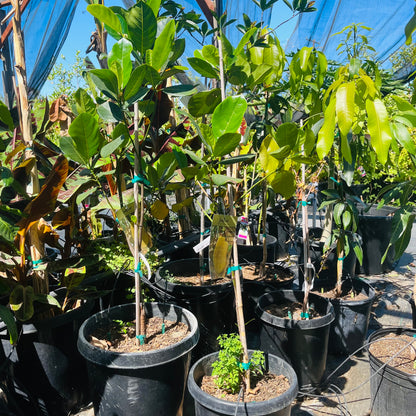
238, 216, 249, 240
193, 236, 210, 253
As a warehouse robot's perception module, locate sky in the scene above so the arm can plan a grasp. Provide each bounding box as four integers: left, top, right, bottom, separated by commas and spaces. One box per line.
41, 0, 297, 96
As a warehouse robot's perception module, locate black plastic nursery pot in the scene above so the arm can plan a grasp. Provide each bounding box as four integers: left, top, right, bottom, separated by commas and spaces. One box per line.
154, 258, 235, 358
368, 327, 416, 416
356, 205, 396, 275
187, 350, 298, 416
297, 227, 356, 287
316, 278, 375, 355
0, 289, 94, 416
256, 290, 334, 392
77, 302, 199, 416
409, 293, 416, 328
238, 235, 278, 264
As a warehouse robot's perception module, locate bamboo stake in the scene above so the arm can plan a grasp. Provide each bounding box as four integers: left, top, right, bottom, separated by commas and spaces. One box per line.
133, 102, 145, 346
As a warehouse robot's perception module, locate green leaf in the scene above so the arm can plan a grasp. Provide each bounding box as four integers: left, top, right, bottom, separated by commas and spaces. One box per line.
299, 46, 313, 72
366, 98, 392, 165
0, 101, 14, 130
269, 170, 296, 199
317, 98, 336, 159
89, 69, 119, 100
10, 285, 34, 322
181, 148, 206, 165
146, 0, 162, 17
336, 81, 355, 137
234, 27, 257, 57
101, 134, 128, 158
405, 5, 416, 44
87, 4, 122, 34
259, 135, 279, 175
108, 38, 133, 89
212, 96, 247, 139
163, 84, 197, 96
0, 216, 18, 245
274, 122, 299, 148
97, 101, 124, 122
211, 174, 242, 186
152, 19, 175, 71
270, 145, 291, 160
342, 210, 352, 229
202, 44, 219, 67
188, 89, 222, 117
65, 113, 101, 166
187, 57, 218, 79
213, 133, 241, 158
74, 88, 96, 115
125, 2, 157, 54
0, 305, 17, 344
391, 122, 416, 155
334, 203, 345, 227
392, 95, 416, 112
218, 154, 255, 165
341, 132, 352, 164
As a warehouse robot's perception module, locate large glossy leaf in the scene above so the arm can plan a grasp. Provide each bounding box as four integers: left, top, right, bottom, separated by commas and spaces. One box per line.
163, 84, 197, 96
147, 0, 162, 17
97, 101, 124, 122
87, 4, 122, 34
0, 101, 14, 130
17, 156, 69, 234
202, 44, 219, 67
108, 38, 133, 89
213, 133, 241, 158
188, 89, 221, 117
152, 19, 175, 71
269, 170, 296, 199
187, 57, 218, 79
317, 98, 336, 159
74, 88, 96, 115
101, 134, 128, 158
65, 113, 101, 165
212, 96, 247, 139
125, 2, 157, 54
336, 81, 355, 137
0, 305, 18, 344
89, 69, 119, 100
274, 122, 298, 148
259, 135, 279, 175
299, 46, 313, 72
10, 285, 34, 321
391, 122, 416, 155
211, 174, 242, 186
366, 98, 392, 165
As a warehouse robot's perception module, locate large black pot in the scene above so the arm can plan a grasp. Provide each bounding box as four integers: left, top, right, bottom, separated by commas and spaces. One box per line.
368, 327, 416, 416
238, 235, 278, 264
78, 302, 199, 416
0, 289, 94, 416
356, 205, 397, 275
187, 350, 298, 416
315, 278, 375, 355
256, 290, 334, 392
154, 258, 235, 358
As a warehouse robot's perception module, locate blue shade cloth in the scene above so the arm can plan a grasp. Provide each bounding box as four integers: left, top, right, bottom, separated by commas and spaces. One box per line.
0, 0, 79, 100
285, 0, 415, 69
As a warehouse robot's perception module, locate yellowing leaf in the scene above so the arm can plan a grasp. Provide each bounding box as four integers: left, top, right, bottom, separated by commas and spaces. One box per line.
336, 81, 355, 137
317, 98, 336, 159
150, 199, 169, 220
366, 98, 392, 165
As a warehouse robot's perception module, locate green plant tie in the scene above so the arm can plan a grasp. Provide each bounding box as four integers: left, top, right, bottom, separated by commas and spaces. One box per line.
227, 265, 242, 275
300, 312, 310, 319
115, 218, 119, 223
262, 233, 267, 238
297, 201, 311, 208
25, 146, 33, 151
330, 176, 340, 185
338, 256, 345, 261
161, 323, 165, 334
32, 258, 44, 269
287, 311, 292, 319
132, 174, 150, 187
200, 229, 210, 236
134, 263, 143, 277
239, 361, 251, 371
136, 334, 145, 345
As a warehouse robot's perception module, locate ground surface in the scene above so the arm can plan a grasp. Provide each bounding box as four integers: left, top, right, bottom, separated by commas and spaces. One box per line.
74, 219, 416, 416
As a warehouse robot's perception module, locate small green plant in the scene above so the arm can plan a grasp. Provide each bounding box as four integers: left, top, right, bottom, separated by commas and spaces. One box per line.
113, 319, 134, 334
212, 333, 265, 394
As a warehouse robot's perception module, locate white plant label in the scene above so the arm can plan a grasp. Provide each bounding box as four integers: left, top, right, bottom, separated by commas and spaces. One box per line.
193, 236, 210, 253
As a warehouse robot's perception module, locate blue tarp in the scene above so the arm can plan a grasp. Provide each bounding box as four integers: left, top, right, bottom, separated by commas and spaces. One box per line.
285, 0, 415, 68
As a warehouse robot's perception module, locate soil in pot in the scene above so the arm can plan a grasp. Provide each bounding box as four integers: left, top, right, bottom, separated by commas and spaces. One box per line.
188, 350, 298, 416
368, 327, 416, 416
200, 372, 290, 403
90, 315, 190, 352
241, 263, 293, 288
